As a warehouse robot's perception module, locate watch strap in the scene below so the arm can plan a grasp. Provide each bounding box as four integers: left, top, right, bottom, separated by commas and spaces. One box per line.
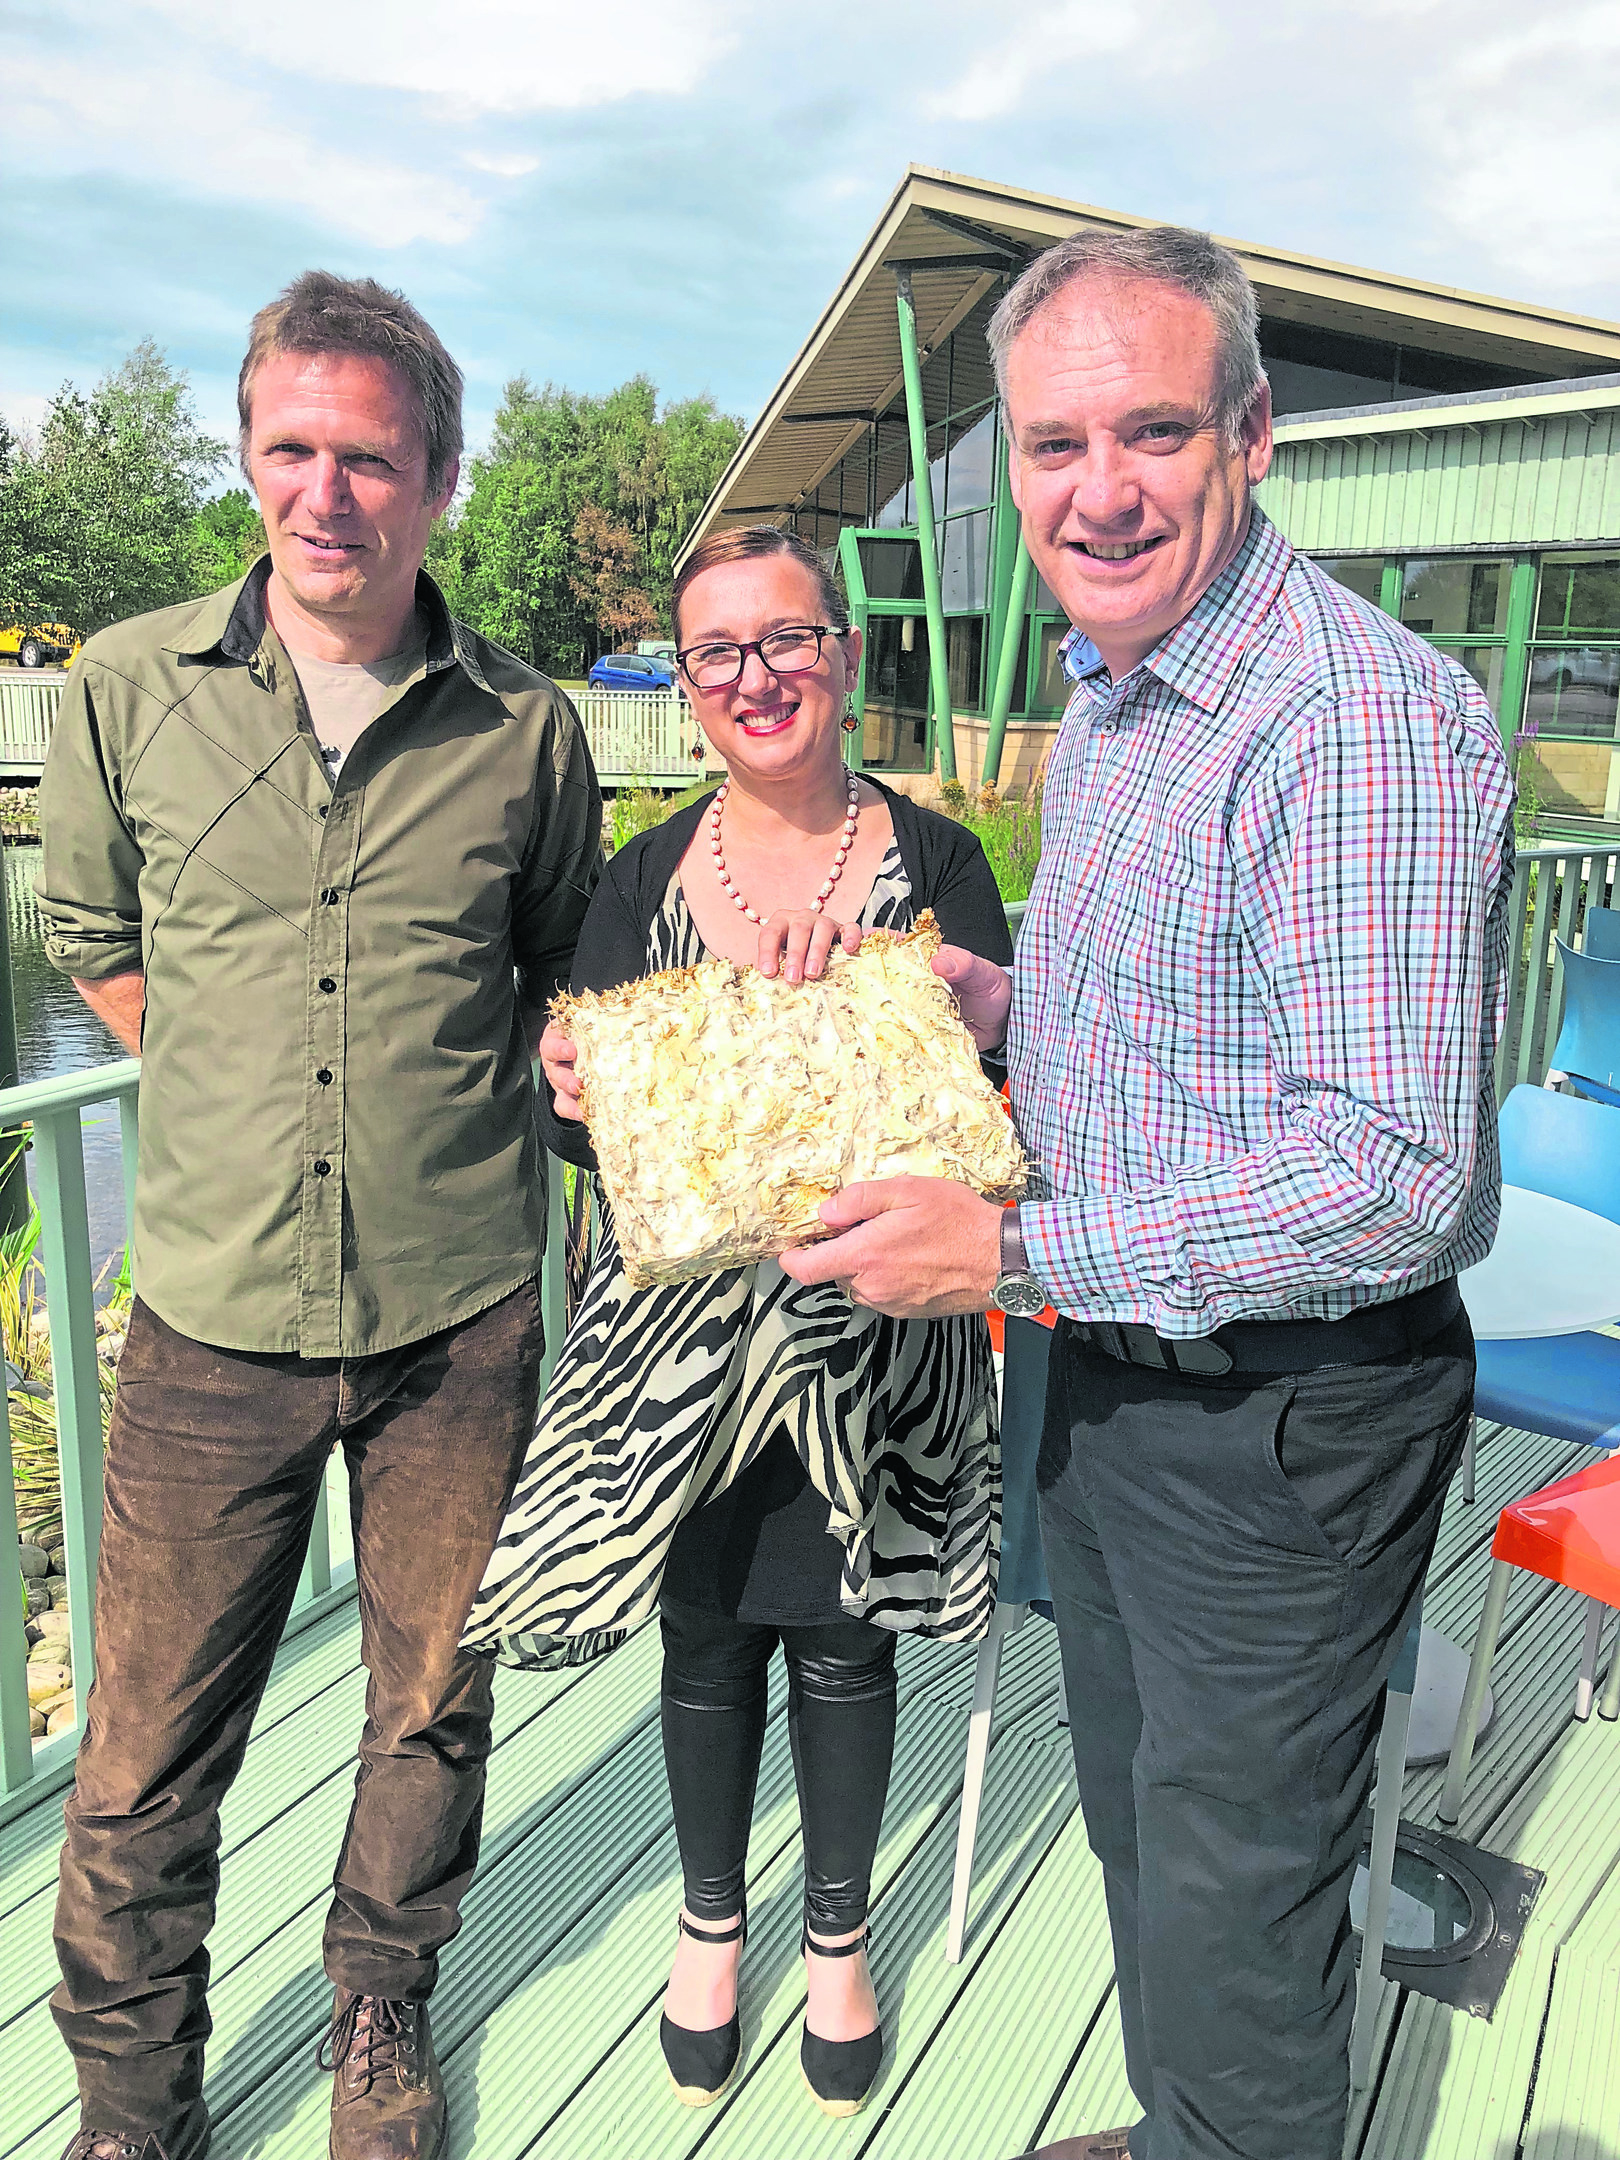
1000, 1205, 1030, 1277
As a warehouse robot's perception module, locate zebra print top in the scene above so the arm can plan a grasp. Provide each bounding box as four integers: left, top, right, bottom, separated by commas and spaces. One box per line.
463, 839, 1001, 1670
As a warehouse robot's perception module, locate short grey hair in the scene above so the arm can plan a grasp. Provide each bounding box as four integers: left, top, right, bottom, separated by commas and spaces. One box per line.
238, 270, 465, 498
988, 225, 1267, 450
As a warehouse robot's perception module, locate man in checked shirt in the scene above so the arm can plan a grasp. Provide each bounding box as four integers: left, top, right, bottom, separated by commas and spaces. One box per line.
784, 227, 1514, 2159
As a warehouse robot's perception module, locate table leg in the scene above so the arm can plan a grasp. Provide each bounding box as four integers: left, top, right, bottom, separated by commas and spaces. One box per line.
1405, 1622, 1495, 1767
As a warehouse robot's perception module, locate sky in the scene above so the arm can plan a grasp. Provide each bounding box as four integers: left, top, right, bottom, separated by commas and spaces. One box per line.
5, 0, 1618, 468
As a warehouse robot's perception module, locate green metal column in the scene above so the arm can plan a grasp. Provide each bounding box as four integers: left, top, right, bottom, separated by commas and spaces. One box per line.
1378, 559, 1403, 617
983, 543, 1033, 792
894, 270, 956, 783
1498, 555, 1539, 756
982, 430, 1024, 789
837, 525, 870, 773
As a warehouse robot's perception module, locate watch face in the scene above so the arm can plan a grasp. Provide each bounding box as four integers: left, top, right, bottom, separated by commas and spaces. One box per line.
994, 1271, 1047, 1318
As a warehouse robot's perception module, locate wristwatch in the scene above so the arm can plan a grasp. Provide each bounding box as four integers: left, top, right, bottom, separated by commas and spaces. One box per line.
992, 1206, 1048, 1318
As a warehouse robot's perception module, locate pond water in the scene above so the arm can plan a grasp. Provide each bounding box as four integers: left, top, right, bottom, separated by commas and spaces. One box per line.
5, 843, 130, 1276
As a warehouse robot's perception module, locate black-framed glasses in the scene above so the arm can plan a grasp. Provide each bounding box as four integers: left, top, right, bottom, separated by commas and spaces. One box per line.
676, 623, 845, 691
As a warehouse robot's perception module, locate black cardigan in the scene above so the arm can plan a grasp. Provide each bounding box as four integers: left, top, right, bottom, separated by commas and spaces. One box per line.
538, 777, 1014, 1168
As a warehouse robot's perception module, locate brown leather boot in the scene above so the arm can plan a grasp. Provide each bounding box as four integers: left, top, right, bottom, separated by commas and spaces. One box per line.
58, 2108, 211, 2160
320, 1991, 447, 2160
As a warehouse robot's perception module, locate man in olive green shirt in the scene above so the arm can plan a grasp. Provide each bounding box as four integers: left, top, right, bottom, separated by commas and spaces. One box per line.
38, 272, 601, 2160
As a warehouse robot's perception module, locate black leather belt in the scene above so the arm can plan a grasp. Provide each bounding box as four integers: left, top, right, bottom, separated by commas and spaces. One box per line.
1061, 1278, 1462, 1379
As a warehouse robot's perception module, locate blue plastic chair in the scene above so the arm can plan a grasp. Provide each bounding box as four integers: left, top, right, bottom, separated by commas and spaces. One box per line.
1466, 1086, 1620, 1500
1549, 939, 1620, 1105
1582, 905, 1620, 962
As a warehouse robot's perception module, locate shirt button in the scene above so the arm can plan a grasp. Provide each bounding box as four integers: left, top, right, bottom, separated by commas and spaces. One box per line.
321, 888, 340, 904
315, 1067, 333, 1085
318, 977, 336, 993
318, 805, 329, 820
313, 1159, 332, 1176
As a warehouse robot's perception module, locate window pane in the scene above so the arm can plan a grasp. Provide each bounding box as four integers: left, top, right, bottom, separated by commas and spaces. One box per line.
1519, 739, 1620, 825
1400, 558, 1510, 637
941, 510, 990, 611
1033, 621, 1071, 710
1536, 553, 1620, 639
1431, 644, 1507, 714
1524, 647, 1620, 738
856, 535, 924, 602
945, 409, 996, 515
875, 477, 911, 529
1314, 556, 1384, 607
1033, 571, 1063, 615
861, 614, 931, 771
947, 617, 985, 712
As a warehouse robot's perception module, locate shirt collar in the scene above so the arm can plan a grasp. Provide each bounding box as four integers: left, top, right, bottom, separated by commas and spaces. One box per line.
1137, 508, 1292, 713
1053, 507, 1293, 716
162, 555, 490, 690
1058, 627, 1109, 685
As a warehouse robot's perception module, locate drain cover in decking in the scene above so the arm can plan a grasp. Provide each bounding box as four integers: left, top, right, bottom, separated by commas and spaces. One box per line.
1351, 1815, 1544, 2019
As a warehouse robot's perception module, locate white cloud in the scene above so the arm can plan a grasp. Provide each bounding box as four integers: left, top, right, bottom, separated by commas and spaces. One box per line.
12, 57, 484, 248
3, 0, 745, 253
921, 1, 1144, 123
1420, 6, 1620, 298
464, 152, 543, 178
140, 0, 739, 114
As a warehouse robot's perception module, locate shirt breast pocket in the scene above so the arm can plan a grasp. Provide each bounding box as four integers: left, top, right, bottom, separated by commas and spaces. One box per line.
1088, 826, 1239, 1039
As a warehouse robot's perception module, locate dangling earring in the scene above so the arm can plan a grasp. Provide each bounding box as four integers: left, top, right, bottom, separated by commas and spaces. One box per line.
841, 693, 859, 735
690, 719, 707, 763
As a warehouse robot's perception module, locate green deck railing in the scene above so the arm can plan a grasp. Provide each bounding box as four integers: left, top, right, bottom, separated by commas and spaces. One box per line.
0, 1041, 573, 1825
0, 861, 1598, 1822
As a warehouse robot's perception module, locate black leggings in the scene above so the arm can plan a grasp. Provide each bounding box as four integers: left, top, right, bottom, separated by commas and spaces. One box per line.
659, 1597, 898, 1936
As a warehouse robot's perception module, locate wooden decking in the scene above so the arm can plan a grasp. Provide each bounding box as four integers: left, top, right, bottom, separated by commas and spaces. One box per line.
3, 1419, 1619, 2160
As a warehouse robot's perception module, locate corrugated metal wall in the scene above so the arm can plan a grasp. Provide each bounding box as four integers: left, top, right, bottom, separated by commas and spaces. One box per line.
1257, 409, 1620, 553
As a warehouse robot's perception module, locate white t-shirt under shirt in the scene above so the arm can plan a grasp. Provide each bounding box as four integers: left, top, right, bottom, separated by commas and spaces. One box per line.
281, 624, 427, 782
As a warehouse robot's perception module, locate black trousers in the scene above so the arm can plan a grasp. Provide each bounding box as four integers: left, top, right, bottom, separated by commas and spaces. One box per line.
1037, 1309, 1474, 2160
52, 1286, 544, 2137
659, 1598, 898, 1936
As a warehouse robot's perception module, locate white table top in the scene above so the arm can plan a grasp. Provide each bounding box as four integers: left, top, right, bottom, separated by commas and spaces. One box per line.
1458, 1184, 1620, 1340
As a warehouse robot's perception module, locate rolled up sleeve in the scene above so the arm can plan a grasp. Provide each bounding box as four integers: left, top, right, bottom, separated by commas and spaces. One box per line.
36, 665, 144, 980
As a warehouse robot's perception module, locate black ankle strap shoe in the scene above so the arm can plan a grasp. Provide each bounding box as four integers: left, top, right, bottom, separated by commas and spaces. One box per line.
800, 1922, 883, 2117
660, 1907, 747, 2108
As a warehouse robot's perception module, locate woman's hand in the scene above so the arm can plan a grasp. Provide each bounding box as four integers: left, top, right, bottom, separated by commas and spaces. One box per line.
539, 1019, 584, 1122
755, 910, 863, 984
932, 946, 1013, 1052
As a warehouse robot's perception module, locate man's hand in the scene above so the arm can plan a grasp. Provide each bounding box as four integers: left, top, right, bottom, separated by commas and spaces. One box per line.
932, 946, 1012, 1052
538, 1019, 583, 1122
755, 910, 862, 983
778, 1177, 1004, 1318
72, 971, 145, 1058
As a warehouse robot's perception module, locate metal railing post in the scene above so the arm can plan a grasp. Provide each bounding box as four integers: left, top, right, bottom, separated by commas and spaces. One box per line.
0, 1381, 34, 1792
539, 1152, 569, 1397
30, 1106, 106, 1731
0, 856, 31, 1236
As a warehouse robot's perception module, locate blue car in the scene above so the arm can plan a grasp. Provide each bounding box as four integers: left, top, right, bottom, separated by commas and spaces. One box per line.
588, 652, 676, 692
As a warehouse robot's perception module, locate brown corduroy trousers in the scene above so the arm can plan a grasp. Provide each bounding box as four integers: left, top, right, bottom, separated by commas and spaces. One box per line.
50, 1284, 544, 2137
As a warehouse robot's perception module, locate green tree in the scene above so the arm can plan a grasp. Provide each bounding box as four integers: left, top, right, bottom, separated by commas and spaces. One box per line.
188, 487, 267, 591
432, 373, 742, 676
0, 340, 226, 637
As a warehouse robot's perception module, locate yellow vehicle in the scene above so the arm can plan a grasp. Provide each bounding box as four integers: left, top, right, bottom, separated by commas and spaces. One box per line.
0, 622, 80, 669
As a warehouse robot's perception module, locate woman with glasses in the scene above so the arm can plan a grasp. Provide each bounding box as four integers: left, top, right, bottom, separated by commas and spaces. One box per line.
464, 524, 1013, 2118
